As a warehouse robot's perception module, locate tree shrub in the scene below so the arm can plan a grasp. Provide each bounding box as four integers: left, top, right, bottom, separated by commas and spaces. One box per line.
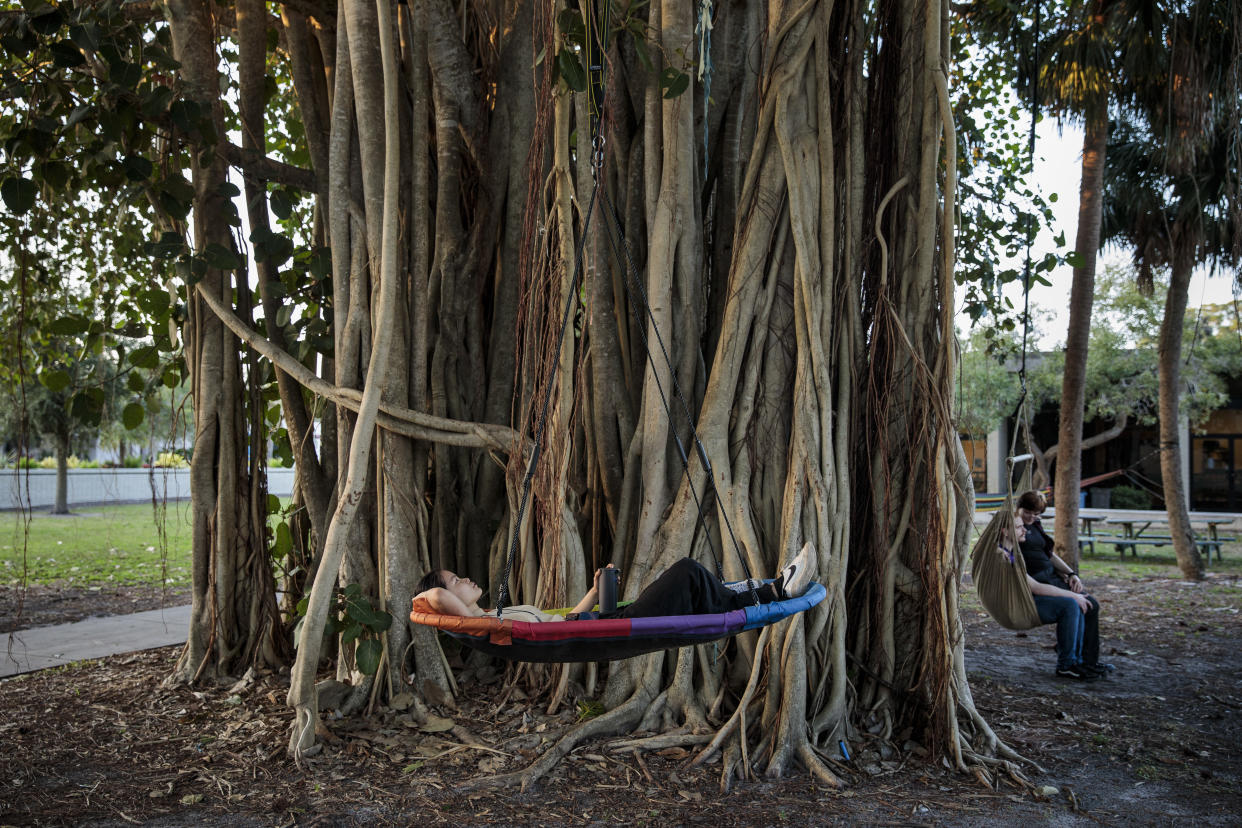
1110, 484, 1152, 510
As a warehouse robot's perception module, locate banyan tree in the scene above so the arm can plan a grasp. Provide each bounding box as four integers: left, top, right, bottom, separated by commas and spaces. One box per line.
0, 0, 1018, 789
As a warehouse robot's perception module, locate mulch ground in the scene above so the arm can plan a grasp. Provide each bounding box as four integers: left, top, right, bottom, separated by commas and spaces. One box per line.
1, 571, 1240, 826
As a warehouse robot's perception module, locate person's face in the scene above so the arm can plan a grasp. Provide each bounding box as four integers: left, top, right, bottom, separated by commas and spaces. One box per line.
440, 571, 482, 606
1016, 506, 1040, 525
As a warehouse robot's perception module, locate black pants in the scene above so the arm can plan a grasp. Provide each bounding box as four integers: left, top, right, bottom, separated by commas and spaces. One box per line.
1081, 593, 1101, 666
597, 557, 777, 619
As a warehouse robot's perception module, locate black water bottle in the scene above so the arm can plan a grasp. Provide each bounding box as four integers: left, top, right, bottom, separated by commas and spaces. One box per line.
600, 567, 620, 613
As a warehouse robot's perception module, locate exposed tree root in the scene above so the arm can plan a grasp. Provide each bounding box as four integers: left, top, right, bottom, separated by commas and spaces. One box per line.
459, 686, 655, 791
606, 731, 713, 753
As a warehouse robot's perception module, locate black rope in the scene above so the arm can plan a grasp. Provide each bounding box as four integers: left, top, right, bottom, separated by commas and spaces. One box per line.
596, 185, 758, 600
1017, 0, 1041, 398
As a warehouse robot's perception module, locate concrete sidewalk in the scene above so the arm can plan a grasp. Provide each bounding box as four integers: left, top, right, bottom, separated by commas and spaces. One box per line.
1, 604, 190, 678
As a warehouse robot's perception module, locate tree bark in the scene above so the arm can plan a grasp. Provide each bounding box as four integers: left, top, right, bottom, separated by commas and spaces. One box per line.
1158, 250, 1203, 579
165, 0, 281, 685
1052, 106, 1107, 568
52, 433, 68, 515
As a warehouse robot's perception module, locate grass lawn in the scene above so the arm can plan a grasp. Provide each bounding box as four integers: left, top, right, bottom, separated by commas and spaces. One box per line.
1, 502, 193, 588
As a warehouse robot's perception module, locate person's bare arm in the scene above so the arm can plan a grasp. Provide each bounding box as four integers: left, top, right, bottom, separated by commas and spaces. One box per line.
420, 587, 475, 617
569, 565, 615, 614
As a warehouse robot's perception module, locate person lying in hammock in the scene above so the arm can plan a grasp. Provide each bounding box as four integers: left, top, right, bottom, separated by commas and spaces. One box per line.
1013, 490, 1114, 681
413, 544, 816, 623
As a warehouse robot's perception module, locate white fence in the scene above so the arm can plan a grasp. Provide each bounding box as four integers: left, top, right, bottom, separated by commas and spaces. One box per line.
2, 467, 296, 510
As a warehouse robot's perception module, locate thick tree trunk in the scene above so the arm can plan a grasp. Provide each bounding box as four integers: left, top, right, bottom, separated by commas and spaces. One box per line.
1052, 107, 1107, 567
119, 0, 1010, 778
1158, 252, 1203, 579
288, 0, 403, 755
165, 0, 282, 685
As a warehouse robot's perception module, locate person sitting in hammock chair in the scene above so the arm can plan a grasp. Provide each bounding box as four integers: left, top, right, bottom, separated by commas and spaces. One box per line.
413, 545, 816, 623
1013, 490, 1113, 681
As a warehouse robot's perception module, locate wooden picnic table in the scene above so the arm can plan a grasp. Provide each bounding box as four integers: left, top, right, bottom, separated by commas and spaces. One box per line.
1040, 507, 1111, 538
1102, 510, 1240, 563
1029, 508, 1240, 562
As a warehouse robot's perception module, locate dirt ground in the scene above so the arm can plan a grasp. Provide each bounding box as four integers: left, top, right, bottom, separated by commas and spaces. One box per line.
0, 584, 191, 633
1, 571, 1240, 826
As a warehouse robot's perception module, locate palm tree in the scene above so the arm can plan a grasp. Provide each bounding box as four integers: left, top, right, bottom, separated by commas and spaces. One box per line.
961, 0, 1158, 561
1035, 0, 1161, 564
1101, 0, 1242, 578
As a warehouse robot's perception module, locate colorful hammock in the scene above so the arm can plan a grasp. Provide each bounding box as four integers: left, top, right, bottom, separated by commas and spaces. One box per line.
409, 581, 827, 663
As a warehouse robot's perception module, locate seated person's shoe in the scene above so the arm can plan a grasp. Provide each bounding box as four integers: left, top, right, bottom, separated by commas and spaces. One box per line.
775, 543, 816, 599
1055, 665, 1096, 681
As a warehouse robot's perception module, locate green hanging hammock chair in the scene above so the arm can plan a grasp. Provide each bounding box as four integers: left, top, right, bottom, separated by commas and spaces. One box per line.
969, 491, 1040, 631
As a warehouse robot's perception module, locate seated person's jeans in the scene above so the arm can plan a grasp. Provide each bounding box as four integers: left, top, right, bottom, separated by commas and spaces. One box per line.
1033, 593, 1100, 669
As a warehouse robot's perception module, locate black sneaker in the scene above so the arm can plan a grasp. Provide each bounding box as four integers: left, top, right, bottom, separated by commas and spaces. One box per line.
1079, 663, 1108, 679
1055, 665, 1095, 681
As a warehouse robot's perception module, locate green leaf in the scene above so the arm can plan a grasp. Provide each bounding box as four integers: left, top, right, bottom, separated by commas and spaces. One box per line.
37, 160, 70, 190
267, 493, 282, 514
70, 388, 104, 427
341, 620, 364, 645
557, 48, 587, 92
50, 39, 85, 67
127, 372, 146, 393
2, 176, 37, 215
269, 188, 293, 219
1065, 250, 1086, 269
68, 22, 100, 51
343, 583, 363, 598
162, 367, 180, 388
128, 345, 160, 369
169, 99, 199, 133
556, 8, 585, 44
355, 638, 383, 676
274, 521, 292, 558
109, 59, 141, 90
64, 105, 92, 129
122, 402, 145, 430
41, 369, 71, 392
659, 67, 689, 99
633, 36, 653, 73
202, 242, 240, 270
122, 155, 153, 181
48, 315, 89, 335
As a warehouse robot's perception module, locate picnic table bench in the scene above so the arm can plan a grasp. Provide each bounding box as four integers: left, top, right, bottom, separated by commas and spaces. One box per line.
1042, 507, 1239, 564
